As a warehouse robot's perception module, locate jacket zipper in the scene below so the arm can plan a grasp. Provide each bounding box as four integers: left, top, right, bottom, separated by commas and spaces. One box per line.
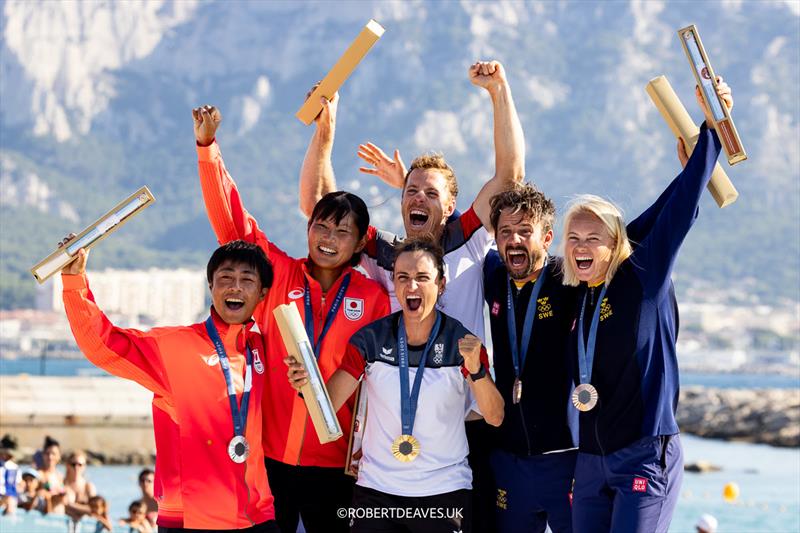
518, 401, 532, 455
236, 328, 255, 527
296, 290, 326, 465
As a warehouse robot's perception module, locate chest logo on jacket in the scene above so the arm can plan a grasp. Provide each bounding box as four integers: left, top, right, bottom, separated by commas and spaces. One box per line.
287, 287, 305, 300
205, 354, 220, 366
344, 297, 364, 320
433, 343, 445, 365
537, 297, 553, 319
599, 297, 613, 322
491, 301, 501, 316
252, 349, 264, 374
380, 346, 395, 362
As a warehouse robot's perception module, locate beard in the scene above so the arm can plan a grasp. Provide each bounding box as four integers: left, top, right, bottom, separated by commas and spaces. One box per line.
504, 246, 545, 280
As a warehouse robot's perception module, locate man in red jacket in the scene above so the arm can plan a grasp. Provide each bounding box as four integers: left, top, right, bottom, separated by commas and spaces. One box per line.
61, 239, 278, 532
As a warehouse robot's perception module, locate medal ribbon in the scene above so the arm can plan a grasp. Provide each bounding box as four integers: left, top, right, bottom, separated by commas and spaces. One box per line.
577, 284, 608, 385
398, 311, 442, 437
304, 273, 351, 357
205, 317, 253, 439
505, 260, 548, 379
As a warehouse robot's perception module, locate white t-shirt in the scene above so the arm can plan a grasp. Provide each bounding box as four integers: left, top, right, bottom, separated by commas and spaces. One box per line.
361, 206, 493, 343
341, 312, 490, 497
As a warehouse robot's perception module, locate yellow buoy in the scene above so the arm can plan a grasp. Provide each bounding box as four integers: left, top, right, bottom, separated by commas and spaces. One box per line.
723, 482, 740, 502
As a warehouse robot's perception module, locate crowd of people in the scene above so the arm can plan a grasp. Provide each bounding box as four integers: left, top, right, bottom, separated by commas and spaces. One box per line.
0, 434, 158, 532
45, 57, 733, 533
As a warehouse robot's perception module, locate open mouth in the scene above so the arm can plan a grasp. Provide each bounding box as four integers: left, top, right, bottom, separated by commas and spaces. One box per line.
317, 245, 337, 257
225, 298, 245, 311
575, 256, 593, 271
409, 209, 429, 228
506, 249, 529, 269
405, 295, 422, 311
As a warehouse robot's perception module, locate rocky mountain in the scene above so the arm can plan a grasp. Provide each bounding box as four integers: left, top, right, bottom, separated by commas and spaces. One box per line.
1, 0, 798, 308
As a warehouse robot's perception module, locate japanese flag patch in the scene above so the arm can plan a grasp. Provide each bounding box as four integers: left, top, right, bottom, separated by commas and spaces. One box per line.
344, 297, 364, 321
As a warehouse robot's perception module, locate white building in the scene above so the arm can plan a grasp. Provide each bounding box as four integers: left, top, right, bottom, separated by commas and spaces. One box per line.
37, 268, 207, 327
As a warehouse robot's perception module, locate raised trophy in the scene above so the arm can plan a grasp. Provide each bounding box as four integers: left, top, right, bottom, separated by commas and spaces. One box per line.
31, 186, 155, 283
679, 24, 746, 165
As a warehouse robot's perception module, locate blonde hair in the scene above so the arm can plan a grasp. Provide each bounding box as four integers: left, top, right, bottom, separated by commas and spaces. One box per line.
405, 152, 458, 199
561, 195, 633, 287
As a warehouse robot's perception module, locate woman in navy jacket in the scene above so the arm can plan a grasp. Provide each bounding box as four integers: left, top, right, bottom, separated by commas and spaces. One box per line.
562, 79, 732, 533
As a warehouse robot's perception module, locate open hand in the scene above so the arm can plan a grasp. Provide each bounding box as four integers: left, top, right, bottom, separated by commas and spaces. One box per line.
357, 142, 406, 189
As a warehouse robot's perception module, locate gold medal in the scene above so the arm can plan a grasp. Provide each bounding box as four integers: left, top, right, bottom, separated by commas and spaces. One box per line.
391, 434, 420, 462
572, 383, 599, 412
512, 378, 522, 405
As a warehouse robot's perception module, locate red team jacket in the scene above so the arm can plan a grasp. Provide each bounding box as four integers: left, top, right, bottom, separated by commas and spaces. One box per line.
62, 273, 274, 530
197, 141, 390, 467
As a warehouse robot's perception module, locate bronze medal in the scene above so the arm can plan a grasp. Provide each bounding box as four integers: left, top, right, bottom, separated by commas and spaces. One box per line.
572, 383, 599, 412
512, 378, 523, 404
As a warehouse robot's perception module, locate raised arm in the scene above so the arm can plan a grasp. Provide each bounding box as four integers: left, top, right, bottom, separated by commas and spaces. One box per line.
627, 79, 730, 244
459, 334, 504, 426
193, 105, 271, 250
470, 60, 526, 229
635, 80, 731, 297
60, 248, 170, 398
298, 90, 339, 217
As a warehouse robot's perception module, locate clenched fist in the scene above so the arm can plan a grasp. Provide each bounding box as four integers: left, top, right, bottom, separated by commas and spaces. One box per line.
469, 60, 508, 93
458, 334, 483, 375
192, 105, 222, 147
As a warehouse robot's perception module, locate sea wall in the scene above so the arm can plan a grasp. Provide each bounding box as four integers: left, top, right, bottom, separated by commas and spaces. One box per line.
677, 386, 800, 447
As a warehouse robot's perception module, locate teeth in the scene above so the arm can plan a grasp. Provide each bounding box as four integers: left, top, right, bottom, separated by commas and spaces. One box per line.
406, 295, 421, 300
319, 245, 336, 255
410, 209, 426, 216
576, 256, 592, 261
226, 298, 244, 304
508, 250, 525, 256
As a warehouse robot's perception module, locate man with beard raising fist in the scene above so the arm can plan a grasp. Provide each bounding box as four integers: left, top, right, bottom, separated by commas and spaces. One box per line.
482, 184, 580, 533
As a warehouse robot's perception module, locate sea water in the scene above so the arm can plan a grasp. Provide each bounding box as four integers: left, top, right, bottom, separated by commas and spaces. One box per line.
46, 435, 794, 532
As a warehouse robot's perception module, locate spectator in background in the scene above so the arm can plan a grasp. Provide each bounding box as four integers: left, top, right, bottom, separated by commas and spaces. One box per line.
17, 468, 49, 514
121, 500, 153, 533
696, 513, 718, 533
137, 468, 157, 527
64, 450, 97, 520
88, 495, 113, 532
36, 436, 64, 494
0, 434, 21, 515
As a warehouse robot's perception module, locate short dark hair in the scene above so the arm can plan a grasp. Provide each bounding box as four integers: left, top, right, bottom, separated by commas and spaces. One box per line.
308, 191, 370, 266
489, 183, 556, 234
206, 240, 273, 289
43, 436, 60, 450
393, 237, 445, 282
138, 468, 154, 484
128, 500, 146, 514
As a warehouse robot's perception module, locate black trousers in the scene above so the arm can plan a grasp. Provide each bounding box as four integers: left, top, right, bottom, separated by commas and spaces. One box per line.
465, 419, 497, 533
349, 485, 471, 533
158, 520, 279, 533
264, 457, 354, 533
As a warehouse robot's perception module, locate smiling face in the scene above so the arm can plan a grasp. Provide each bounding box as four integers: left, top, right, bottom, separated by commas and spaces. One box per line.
209, 260, 267, 324
307, 213, 365, 271
401, 169, 455, 239
393, 250, 444, 322
564, 212, 616, 285
496, 209, 553, 281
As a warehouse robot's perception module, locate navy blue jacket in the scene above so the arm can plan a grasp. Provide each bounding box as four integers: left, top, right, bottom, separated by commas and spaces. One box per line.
484, 255, 580, 455
572, 123, 722, 455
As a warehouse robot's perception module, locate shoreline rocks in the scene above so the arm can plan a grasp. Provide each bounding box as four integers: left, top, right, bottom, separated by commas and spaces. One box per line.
678, 386, 800, 448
